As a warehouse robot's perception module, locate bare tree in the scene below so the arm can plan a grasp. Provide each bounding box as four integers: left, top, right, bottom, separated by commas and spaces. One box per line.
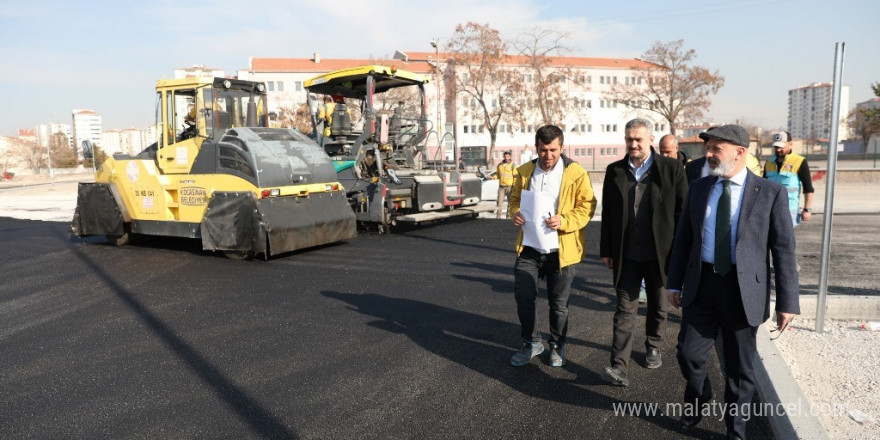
277, 103, 315, 134
850, 81, 880, 154
6, 137, 45, 174
446, 22, 524, 165
512, 27, 586, 128
50, 132, 77, 168
606, 39, 724, 134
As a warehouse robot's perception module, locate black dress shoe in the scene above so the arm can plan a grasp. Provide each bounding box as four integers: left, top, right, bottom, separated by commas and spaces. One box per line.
645, 349, 662, 369
680, 412, 702, 429
680, 395, 712, 429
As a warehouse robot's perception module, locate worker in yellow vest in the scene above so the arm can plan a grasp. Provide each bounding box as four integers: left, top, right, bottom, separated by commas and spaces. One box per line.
495, 151, 515, 218
763, 131, 814, 227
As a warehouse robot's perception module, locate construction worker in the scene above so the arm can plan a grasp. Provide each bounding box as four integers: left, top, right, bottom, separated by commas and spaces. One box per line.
317, 96, 337, 139
763, 131, 814, 227
495, 151, 515, 218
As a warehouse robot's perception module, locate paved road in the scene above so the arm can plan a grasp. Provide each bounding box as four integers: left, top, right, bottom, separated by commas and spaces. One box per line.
0, 217, 773, 439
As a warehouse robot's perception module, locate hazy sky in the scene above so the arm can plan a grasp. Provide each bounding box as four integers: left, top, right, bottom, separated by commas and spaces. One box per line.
1, 0, 877, 136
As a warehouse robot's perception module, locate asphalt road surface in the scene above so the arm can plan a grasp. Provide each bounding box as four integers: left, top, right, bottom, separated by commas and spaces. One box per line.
0, 217, 772, 439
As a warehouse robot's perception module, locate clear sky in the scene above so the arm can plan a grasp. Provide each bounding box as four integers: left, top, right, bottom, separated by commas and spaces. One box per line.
1, 0, 877, 136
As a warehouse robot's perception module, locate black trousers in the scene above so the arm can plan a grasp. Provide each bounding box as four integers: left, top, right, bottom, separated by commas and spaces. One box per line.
514, 247, 575, 346
677, 264, 757, 440
610, 258, 668, 369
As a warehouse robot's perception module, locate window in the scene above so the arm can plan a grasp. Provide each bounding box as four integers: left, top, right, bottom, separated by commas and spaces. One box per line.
267, 81, 275, 92
587, 124, 592, 132
471, 125, 477, 133
613, 76, 618, 84
276, 81, 284, 92
587, 149, 593, 156
295, 81, 302, 91
464, 126, 469, 134
600, 76, 605, 85
586, 75, 592, 84
586, 99, 592, 109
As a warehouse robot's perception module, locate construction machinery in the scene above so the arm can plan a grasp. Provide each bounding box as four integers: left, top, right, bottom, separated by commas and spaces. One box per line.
304, 65, 493, 232
72, 77, 356, 259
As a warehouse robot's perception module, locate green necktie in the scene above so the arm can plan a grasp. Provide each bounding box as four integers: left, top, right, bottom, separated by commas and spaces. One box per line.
714, 180, 732, 276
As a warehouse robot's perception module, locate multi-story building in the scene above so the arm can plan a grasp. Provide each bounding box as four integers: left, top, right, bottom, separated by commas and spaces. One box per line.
71, 109, 102, 159
787, 82, 850, 142
122, 127, 147, 155
36, 122, 73, 150
237, 52, 666, 169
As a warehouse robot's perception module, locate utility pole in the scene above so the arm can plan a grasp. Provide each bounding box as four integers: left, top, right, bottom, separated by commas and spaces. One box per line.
430, 39, 443, 159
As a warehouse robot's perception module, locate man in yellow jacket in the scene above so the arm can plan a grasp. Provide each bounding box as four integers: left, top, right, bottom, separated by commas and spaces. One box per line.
495, 151, 516, 218
508, 125, 597, 367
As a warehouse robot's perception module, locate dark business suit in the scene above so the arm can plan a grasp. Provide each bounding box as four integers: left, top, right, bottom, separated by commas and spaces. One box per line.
667, 170, 799, 438
600, 150, 687, 369
684, 157, 706, 184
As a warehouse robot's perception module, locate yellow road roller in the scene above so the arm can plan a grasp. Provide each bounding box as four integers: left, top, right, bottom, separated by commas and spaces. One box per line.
72, 77, 356, 259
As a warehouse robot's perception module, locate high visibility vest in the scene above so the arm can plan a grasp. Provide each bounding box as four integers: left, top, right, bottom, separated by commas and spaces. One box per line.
496, 162, 515, 186
764, 153, 805, 217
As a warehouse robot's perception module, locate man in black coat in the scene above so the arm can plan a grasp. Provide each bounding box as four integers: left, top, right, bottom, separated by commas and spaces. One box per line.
667, 124, 799, 439
599, 118, 688, 387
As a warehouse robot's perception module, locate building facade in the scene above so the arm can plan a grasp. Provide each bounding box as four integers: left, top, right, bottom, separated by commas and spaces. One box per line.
36, 122, 73, 150
71, 109, 103, 159
237, 52, 667, 170
788, 82, 850, 141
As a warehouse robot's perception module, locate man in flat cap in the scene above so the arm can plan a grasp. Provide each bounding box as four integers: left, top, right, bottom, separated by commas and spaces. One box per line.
666, 124, 800, 439
763, 131, 814, 227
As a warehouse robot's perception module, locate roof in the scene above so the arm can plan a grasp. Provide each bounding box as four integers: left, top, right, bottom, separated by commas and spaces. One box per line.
250, 53, 660, 73
304, 65, 428, 98
252, 58, 429, 73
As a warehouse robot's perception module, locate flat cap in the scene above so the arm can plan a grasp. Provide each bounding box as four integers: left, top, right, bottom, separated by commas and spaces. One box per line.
698, 124, 750, 148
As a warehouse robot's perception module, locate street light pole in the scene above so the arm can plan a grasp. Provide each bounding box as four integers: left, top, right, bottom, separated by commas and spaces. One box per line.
430, 39, 443, 158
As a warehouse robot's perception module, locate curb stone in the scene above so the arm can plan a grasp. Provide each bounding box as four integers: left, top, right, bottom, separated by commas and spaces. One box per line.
754, 322, 830, 440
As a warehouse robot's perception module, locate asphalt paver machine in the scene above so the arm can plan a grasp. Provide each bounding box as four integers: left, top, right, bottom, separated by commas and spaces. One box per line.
304, 65, 493, 232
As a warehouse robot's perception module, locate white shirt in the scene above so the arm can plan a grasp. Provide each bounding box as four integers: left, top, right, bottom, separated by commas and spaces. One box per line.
529, 158, 564, 253
702, 167, 748, 265
627, 150, 654, 182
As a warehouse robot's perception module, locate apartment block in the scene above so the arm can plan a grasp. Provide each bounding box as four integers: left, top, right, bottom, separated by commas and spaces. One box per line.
36, 122, 73, 150
787, 82, 850, 141
71, 109, 103, 159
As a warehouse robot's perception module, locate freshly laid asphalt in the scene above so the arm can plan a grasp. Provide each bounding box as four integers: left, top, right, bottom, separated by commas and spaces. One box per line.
0, 216, 772, 439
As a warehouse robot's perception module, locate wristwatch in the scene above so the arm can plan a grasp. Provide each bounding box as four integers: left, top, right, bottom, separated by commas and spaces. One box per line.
803, 208, 811, 213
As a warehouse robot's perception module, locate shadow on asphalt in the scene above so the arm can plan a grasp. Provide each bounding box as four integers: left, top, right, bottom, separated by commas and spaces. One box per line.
54, 227, 299, 440
321, 290, 719, 438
